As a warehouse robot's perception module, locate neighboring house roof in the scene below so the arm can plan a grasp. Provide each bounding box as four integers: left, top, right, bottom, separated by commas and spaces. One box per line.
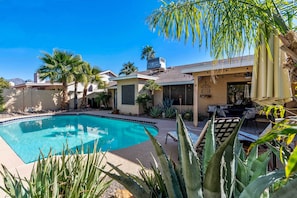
181, 55, 254, 74
15, 70, 116, 91
100, 70, 118, 78
110, 73, 158, 81
13, 82, 63, 89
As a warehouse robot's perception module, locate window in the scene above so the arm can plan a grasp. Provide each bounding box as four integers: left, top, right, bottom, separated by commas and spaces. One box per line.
227, 82, 251, 105
163, 84, 193, 105
122, 84, 135, 105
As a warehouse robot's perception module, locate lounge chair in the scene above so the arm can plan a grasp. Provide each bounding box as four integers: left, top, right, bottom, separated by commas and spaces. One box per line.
165, 117, 241, 152
238, 122, 272, 142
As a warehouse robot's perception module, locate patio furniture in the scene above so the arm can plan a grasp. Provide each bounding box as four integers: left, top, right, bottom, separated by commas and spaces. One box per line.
165, 117, 241, 152
242, 107, 257, 127
238, 122, 272, 142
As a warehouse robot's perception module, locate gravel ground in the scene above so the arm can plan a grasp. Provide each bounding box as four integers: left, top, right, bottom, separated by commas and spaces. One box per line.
101, 181, 126, 198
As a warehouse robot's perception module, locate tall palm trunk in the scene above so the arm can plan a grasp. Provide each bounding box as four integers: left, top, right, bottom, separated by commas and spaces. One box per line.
74, 81, 78, 109
62, 82, 69, 110
80, 87, 88, 108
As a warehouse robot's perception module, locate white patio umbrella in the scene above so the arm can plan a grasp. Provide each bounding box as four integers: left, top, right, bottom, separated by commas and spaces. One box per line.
251, 34, 293, 106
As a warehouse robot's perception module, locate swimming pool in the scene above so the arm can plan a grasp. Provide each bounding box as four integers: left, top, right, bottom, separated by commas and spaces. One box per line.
0, 114, 158, 163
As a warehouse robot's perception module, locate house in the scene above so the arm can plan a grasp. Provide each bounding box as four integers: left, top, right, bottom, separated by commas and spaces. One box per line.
182, 55, 254, 126
110, 55, 254, 126
67, 70, 117, 108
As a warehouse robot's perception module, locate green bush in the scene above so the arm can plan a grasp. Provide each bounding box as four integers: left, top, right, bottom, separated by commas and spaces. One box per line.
0, 144, 111, 197
164, 107, 176, 118
150, 106, 162, 118
162, 98, 174, 110
183, 110, 193, 121
0, 89, 5, 112
136, 93, 152, 113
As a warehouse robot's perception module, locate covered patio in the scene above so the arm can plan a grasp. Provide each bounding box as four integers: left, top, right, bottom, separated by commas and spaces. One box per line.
182, 55, 254, 126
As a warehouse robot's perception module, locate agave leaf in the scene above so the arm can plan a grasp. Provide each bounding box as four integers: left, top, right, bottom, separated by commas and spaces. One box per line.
239, 170, 284, 198
0, 165, 27, 197
203, 115, 216, 174
249, 149, 271, 182
285, 145, 297, 178
176, 114, 203, 197
235, 142, 249, 184
222, 118, 245, 198
203, 117, 244, 198
100, 162, 150, 198
235, 155, 249, 195
271, 177, 297, 198
145, 128, 184, 198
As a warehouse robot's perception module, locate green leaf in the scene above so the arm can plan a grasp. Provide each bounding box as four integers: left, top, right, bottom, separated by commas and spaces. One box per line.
145, 128, 184, 198
176, 114, 203, 197
250, 119, 297, 149
285, 145, 297, 178
203, 117, 244, 198
250, 149, 271, 182
203, 116, 216, 174
271, 177, 297, 198
100, 163, 150, 198
239, 170, 285, 198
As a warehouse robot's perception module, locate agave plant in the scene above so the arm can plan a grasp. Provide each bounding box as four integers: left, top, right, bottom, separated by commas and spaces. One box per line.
101, 115, 244, 197
0, 144, 111, 197
101, 114, 297, 197
150, 106, 163, 118
164, 107, 176, 118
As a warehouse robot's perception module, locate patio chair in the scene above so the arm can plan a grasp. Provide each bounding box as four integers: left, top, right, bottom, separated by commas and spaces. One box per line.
165, 117, 241, 152
238, 122, 272, 143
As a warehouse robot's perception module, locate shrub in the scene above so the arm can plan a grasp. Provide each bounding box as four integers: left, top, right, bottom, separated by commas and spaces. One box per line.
183, 109, 193, 121
0, 144, 111, 197
149, 106, 162, 118
96, 92, 111, 109
164, 107, 176, 118
136, 93, 152, 113
0, 89, 5, 112
162, 98, 174, 110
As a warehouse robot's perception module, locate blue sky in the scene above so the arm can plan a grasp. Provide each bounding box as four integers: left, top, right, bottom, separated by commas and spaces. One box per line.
0, 0, 213, 80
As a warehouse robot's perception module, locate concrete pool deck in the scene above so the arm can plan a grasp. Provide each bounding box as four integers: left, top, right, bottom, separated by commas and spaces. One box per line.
0, 110, 204, 197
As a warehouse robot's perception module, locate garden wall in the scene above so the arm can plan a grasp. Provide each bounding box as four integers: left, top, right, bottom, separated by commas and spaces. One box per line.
3, 88, 62, 113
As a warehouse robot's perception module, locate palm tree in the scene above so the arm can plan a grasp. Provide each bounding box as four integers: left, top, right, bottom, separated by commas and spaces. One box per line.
0, 77, 9, 89
141, 45, 156, 61
147, 1, 297, 80
119, 61, 138, 76
38, 49, 82, 110
79, 63, 102, 108
0, 77, 9, 112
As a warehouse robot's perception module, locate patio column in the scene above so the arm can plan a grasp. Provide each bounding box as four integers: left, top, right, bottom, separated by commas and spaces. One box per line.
193, 75, 199, 127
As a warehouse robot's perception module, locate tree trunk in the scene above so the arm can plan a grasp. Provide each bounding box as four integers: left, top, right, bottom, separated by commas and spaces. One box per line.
74, 81, 78, 109
80, 88, 88, 108
62, 82, 69, 110
279, 31, 297, 82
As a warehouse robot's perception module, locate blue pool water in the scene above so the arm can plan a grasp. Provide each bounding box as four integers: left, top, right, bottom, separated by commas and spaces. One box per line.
0, 114, 158, 163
